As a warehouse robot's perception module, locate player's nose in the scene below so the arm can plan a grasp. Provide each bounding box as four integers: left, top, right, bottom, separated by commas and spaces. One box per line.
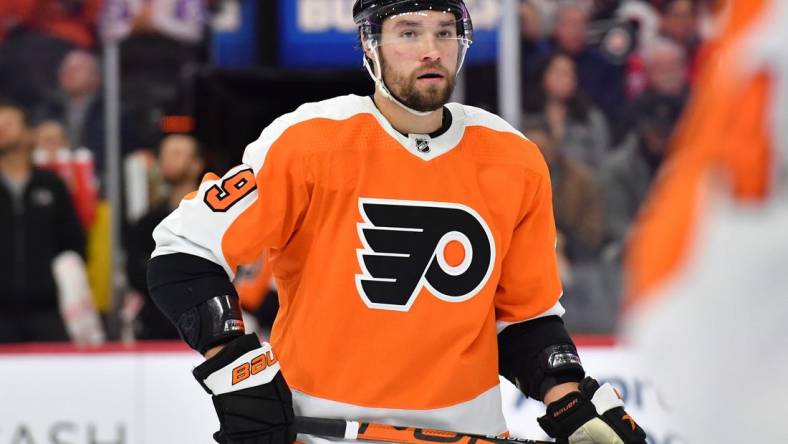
419, 35, 441, 62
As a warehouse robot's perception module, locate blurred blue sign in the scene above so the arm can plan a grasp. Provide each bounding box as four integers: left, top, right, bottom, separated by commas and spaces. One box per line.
279, 0, 501, 68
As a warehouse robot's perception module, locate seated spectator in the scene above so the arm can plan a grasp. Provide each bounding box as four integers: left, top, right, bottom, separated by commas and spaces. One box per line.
601, 93, 684, 252
33, 119, 98, 228
0, 99, 87, 343
523, 52, 610, 169
658, 0, 702, 75
37, 49, 136, 182
616, 37, 689, 143
524, 124, 605, 265
125, 133, 204, 340
530, 1, 627, 124
0, 0, 97, 110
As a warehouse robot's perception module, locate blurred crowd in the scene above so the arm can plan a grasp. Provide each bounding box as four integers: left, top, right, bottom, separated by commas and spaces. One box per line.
0, 0, 717, 344
515, 0, 708, 332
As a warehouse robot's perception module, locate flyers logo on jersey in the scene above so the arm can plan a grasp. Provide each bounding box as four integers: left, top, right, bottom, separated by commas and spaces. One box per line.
355, 198, 496, 311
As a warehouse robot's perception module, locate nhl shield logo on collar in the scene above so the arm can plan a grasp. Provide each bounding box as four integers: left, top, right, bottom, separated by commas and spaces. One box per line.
415, 138, 430, 153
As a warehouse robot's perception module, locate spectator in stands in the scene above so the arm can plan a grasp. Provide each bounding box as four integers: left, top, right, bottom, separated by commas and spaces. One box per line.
601, 93, 684, 251
0, 0, 102, 48
644, 38, 689, 98
524, 124, 605, 264
520, 0, 544, 66
33, 119, 98, 228
126, 133, 204, 340
40, 50, 102, 151
524, 123, 613, 334
34, 119, 70, 156
658, 0, 701, 72
522, 52, 610, 170
0, 0, 101, 110
0, 99, 85, 343
530, 1, 626, 124
616, 37, 689, 143
38, 49, 135, 181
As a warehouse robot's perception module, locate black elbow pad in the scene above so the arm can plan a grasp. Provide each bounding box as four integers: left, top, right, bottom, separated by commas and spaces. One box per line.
147, 253, 245, 353
498, 316, 585, 401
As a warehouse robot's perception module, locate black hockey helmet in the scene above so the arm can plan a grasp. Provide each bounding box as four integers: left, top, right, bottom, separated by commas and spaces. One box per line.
352, 0, 473, 43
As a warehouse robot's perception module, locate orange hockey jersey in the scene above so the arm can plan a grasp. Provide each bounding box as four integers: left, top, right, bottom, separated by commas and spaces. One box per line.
152, 95, 563, 436
624, 0, 787, 308
623, 2, 788, 441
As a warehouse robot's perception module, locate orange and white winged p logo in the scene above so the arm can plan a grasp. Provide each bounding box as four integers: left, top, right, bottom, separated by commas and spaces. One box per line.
355, 198, 496, 312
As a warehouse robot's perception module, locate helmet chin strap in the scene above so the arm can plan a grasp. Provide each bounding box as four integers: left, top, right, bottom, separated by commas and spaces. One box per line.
363, 40, 433, 117
362, 38, 471, 118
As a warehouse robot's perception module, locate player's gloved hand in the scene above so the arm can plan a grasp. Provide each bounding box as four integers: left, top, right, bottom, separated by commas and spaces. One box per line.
193, 334, 296, 444
538, 377, 646, 444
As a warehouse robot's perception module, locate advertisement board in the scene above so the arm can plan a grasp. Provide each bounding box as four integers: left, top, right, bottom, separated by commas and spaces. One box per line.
278, 0, 501, 68
0, 342, 682, 444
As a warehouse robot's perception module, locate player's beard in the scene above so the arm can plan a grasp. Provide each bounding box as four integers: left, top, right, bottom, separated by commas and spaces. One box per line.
381, 58, 456, 112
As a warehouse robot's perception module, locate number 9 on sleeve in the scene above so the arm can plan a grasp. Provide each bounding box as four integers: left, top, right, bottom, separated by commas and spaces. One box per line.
204, 169, 257, 212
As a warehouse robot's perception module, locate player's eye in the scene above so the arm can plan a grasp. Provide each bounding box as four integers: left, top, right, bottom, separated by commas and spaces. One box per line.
437, 30, 455, 39
400, 30, 418, 39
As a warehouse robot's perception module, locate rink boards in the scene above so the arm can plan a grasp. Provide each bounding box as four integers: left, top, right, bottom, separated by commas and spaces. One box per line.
0, 340, 682, 444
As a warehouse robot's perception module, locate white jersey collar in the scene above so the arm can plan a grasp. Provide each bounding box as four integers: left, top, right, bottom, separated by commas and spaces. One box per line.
362, 96, 467, 161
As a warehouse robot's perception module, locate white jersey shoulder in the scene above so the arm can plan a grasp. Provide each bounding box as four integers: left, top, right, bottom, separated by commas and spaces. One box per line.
243, 94, 374, 171
454, 104, 526, 138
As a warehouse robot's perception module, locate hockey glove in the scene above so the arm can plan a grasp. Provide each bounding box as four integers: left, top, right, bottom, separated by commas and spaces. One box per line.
193, 334, 296, 444
538, 377, 646, 444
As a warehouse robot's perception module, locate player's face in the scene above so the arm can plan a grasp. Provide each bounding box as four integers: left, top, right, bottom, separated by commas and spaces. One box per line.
376, 11, 460, 112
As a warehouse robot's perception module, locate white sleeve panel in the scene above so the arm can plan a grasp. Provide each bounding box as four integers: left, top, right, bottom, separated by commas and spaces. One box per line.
459, 104, 528, 139
152, 164, 262, 279
151, 95, 372, 279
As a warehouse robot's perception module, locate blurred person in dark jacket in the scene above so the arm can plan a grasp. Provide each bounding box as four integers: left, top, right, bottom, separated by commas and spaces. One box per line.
601, 93, 684, 251
125, 133, 204, 340
615, 37, 689, 143
0, 100, 85, 343
37, 49, 136, 181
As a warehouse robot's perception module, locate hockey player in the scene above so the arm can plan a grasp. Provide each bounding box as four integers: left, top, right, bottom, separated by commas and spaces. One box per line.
147, 1, 646, 443
623, 0, 788, 442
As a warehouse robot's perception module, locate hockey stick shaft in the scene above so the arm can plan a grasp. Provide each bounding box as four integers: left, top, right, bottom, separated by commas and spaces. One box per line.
295, 416, 553, 444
